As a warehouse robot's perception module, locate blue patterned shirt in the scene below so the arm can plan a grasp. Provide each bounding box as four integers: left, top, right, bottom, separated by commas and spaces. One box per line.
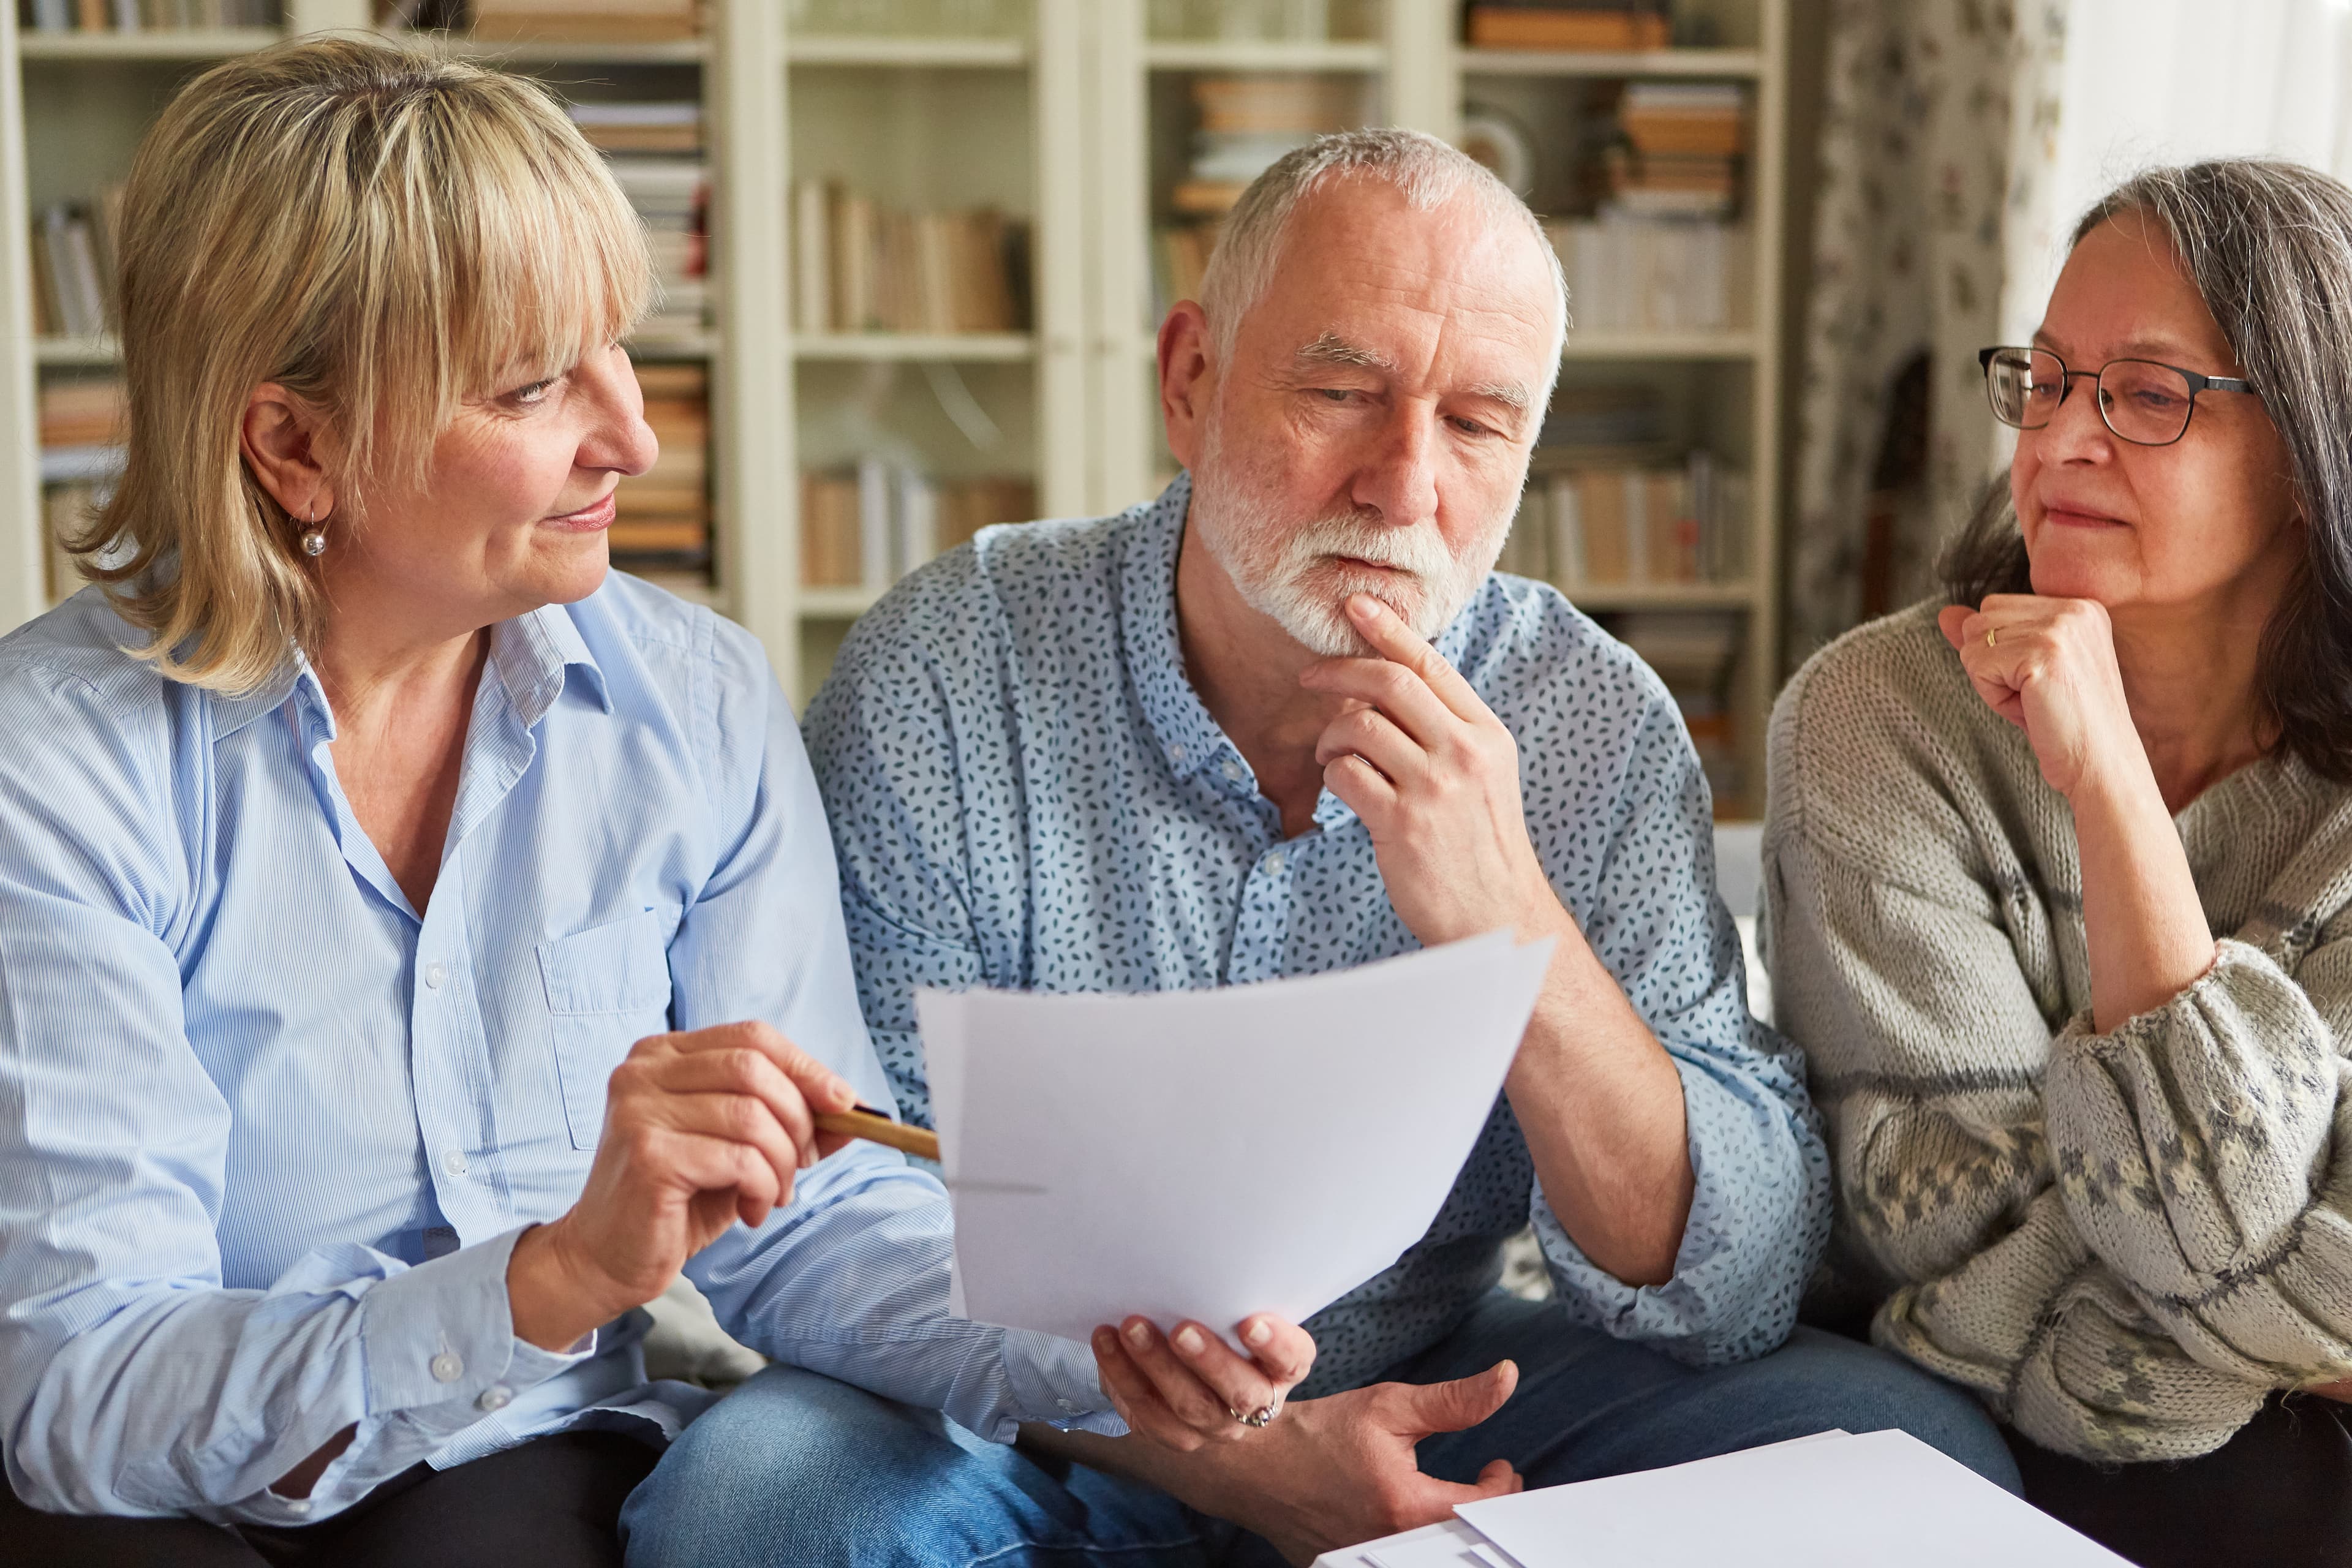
805, 475, 1830, 1393
0, 578, 1109, 1525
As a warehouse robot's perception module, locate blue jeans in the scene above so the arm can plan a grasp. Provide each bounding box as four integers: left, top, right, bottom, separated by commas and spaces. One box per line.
620, 1292, 2018, 1567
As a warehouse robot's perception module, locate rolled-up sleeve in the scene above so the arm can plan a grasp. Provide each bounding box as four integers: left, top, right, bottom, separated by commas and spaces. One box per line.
1529, 695, 1830, 1366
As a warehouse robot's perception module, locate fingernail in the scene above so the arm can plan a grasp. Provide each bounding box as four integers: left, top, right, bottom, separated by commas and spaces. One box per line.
1348, 594, 1378, 619
1243, 1319, 1272, 1347
1126, 1321, 1151, 1349
1174, 1325, 1205, 1355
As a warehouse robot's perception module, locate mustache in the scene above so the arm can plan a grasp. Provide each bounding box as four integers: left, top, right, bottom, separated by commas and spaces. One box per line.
1280, 512, 1453, 578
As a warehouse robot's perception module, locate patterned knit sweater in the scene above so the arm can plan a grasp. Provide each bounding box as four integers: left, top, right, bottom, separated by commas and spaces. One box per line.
1763, 601, 2352, 1463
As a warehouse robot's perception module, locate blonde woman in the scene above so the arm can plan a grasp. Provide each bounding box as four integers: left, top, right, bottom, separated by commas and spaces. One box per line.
0, 38, 1302, 1567
1769, 159, 2352, 1566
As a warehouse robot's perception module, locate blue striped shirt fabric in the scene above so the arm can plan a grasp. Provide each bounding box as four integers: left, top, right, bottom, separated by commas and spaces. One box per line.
805, 475, 1832, 1396
0, 577, 1110, 1525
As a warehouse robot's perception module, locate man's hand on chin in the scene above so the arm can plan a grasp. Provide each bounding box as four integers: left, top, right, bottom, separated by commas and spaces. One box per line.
1029, 1360, 1525, 1567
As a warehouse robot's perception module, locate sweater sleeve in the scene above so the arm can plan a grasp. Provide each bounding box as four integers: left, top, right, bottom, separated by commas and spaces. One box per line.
2042, 933, 2352, 1389
1766, 747, 2277, 1460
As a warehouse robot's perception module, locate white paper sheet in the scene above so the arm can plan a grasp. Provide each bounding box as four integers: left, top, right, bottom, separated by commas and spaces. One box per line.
1454, 1428, 2132, 1568
916, 931, 1554, 1346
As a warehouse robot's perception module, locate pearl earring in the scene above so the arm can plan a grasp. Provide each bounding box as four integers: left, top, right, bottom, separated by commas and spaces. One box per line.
300, 505, 327, 558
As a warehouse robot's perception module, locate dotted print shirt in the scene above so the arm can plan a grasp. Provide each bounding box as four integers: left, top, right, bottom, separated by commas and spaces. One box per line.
804, 475, 1830, 1393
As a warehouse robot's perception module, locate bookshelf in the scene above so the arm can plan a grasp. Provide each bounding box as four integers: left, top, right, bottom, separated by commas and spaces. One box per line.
0, 0, 1790, 812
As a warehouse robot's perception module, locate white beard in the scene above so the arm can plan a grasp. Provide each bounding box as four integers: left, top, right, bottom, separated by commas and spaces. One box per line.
1188, 420, 1511, 658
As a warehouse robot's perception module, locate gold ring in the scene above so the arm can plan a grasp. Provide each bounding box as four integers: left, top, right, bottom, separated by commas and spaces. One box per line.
1986, 625, 1998, 649
1229, 1403, 1278, 1428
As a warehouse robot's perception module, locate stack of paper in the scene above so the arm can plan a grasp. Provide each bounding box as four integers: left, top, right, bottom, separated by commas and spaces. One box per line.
915, 932, 1555, 1344
1316, 1429, 2128, 1567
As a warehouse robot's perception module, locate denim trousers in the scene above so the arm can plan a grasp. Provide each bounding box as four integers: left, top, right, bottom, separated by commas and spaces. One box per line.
619, 1291, 2018, 1568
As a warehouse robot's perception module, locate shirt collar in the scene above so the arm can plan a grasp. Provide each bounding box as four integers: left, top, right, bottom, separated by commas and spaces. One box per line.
491, 603, 611, 725
204, 603, 611, 741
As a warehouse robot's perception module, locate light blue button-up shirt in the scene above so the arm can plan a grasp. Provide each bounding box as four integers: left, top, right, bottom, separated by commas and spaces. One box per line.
0, 576, 1108, 1525
807, 476, 1831, 1395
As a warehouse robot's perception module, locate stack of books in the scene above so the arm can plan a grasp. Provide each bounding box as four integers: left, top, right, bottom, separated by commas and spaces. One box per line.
467, 0, 701, 42
791, 181, 1028, 337
1545, 214, 1751, 333
609, 362, 709, 579
25, 1, 276, 30
568, 100, 702, 156
37, 376, 126, 485
1601, 81, 1745, 219
1463, 1, 1670, 50
1499, 449, 1747, 590
1153, 74, 1357, 317
29, 198, 120, 341
608, 159, 707, 334
801, 464, 1034, 591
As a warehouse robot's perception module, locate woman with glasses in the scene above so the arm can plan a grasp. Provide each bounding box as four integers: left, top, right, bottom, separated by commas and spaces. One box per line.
1766, 157, 2352, 1567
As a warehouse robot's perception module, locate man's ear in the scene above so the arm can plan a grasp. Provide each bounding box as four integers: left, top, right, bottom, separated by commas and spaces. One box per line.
1158, 301, 1216, 472
238, 383, 336, 522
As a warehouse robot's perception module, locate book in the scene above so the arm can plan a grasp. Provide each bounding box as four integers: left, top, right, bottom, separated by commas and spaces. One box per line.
798, 179, 1027, 336
800, 467, 1037, 590
1463, 5, 1672, 51
611, 360, 709, 576
38, 376, 126, 448
469, 0, 701, 43
567, 102, 702, 156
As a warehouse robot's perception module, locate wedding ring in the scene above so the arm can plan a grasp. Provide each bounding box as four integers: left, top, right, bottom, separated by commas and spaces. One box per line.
1986, 625, 1999, 649
1229, 1403, 1279, 1428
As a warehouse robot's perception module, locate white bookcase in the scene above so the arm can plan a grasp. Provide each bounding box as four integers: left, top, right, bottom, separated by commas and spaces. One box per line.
0, 0, 1789, 811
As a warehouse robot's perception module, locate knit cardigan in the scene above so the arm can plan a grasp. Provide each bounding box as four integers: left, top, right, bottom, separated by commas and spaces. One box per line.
1763, 601, 2352, 1463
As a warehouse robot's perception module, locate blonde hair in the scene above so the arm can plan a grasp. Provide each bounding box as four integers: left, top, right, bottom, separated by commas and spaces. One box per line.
73, 33, 652, 692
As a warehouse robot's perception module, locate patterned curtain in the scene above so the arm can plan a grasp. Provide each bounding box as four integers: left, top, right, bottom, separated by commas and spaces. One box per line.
1787, 0, 2032, 665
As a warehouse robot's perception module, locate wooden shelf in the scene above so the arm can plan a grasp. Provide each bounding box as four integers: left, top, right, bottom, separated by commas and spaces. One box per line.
798, 586, 883, 619
1563, 331, 1760, 360
34, 336, 119, 366
1459, 47, 1763, 79
1563, 581, 1758, 611
793, 333, 1034, 362
418, 32, 709, 64
20, 27, 283, 61
1143, 38, 1385, 72
785, 35, 1030, 68
627, 330, 718, 360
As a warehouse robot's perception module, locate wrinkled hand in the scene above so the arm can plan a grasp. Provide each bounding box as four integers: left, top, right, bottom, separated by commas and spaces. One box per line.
1302, 594, 1568, 948
1153, 1362, 1525, 1566
1937, 595, 2141, 801
1092, 1313, 1317, 1452
511, 1021, 858, 1349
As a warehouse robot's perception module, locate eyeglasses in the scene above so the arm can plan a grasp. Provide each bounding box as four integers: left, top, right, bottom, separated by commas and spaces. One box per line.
1978, 345, 2258, 447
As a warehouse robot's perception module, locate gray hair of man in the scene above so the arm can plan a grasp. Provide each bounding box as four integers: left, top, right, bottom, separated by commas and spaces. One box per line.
1196, 127, 1570, 409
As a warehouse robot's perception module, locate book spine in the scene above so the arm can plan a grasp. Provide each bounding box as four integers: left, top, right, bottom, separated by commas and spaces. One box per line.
856, 456, 892, 590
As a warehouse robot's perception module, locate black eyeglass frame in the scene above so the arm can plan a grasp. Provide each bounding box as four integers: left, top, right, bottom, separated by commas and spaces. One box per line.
1977, 344, 2260, 448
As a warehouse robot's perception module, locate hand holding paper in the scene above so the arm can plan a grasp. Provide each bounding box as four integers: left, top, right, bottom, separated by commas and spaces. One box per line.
916, 930, 1556, 1347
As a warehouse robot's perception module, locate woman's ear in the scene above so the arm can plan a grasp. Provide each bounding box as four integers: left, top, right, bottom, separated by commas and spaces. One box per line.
238, 383, 336, 522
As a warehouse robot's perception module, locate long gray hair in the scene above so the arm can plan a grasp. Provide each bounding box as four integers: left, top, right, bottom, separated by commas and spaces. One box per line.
1942, 157, 2352, 781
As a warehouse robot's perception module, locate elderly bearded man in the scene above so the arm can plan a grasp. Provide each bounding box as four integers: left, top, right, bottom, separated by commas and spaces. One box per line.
625, 132, 2015, 1568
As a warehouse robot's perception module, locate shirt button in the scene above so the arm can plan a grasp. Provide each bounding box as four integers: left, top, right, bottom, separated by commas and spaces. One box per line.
1221, 759, 1242, 782
1265, 851, 1286, 873
441, 1150, 469, 1178
282, 1498, 313, 1517
430, 1351, 464, 1384
477, 1384, 513, 1412
423, 962, 447, 990
1169, 742, 1186, 763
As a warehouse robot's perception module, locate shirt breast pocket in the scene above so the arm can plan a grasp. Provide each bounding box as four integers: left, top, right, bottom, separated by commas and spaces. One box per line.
538, 910, 675, 1150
